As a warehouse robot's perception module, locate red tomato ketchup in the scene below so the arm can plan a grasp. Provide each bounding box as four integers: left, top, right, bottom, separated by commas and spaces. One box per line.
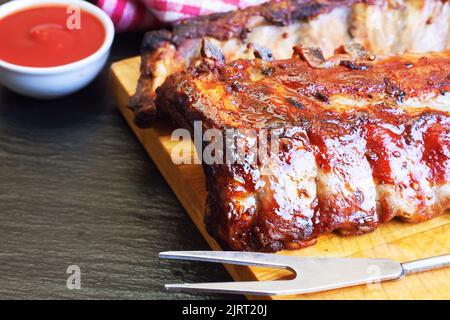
0, 6, 105, 67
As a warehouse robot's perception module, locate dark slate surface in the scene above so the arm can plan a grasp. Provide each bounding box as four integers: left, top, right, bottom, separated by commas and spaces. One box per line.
0, 29, 239, 300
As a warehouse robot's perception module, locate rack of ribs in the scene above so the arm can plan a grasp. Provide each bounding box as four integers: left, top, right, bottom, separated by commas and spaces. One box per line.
155, 48, 450, 252
131, 0, 450, 127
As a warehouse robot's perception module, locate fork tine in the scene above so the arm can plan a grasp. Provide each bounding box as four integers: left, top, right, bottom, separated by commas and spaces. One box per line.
165, 280, 303, 296
161, 252, 404, 296
159, 251, 293, 269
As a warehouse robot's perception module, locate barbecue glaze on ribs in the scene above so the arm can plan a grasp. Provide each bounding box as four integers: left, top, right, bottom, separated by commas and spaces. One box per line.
129, 0, 450, 251
131, 0, 450, 126
156, 51, 450, 251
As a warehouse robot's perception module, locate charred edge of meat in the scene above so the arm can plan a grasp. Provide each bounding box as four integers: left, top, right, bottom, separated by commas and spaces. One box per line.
293, 45, 326, 67
129, 30, 174, 122
133, 102, 157, 128
335, 42, 370, 60
141, 29, 173, 52
252, 44, 274, 61
129, 71, 157, 126
169, 0, 364, 45
201, 38, 226, 65
129, 30, 173, 123
339, 60, 370, 70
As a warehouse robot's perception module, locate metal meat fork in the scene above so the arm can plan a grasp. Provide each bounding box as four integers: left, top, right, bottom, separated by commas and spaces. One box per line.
160, 251, 450, 296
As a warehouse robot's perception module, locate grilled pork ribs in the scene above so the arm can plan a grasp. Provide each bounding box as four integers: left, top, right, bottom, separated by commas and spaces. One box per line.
131, 0, 450, 251
131, 0, 450, 126
156, 51, 450, 251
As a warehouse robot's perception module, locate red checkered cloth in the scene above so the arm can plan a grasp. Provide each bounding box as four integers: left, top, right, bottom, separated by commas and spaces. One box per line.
97, 0, 270, 31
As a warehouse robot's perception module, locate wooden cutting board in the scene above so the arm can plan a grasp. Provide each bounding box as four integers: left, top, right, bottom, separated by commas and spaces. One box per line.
110, 56, 450, 300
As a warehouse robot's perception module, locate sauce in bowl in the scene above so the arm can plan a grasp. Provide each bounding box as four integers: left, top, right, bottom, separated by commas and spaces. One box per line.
0, 5, 105, 67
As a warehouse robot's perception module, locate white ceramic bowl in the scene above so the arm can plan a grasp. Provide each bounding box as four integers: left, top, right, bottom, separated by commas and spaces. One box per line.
0, 0, 114, 99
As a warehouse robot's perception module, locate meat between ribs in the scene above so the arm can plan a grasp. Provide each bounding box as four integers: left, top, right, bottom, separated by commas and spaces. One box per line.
156, 51, 450, 252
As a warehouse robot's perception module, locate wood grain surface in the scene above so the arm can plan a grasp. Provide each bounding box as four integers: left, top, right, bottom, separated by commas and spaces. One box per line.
111, 56, 450, 300
0, 32, 237, 300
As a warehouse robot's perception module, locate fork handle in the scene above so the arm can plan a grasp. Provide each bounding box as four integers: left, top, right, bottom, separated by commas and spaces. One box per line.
401, 254, 450, 276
